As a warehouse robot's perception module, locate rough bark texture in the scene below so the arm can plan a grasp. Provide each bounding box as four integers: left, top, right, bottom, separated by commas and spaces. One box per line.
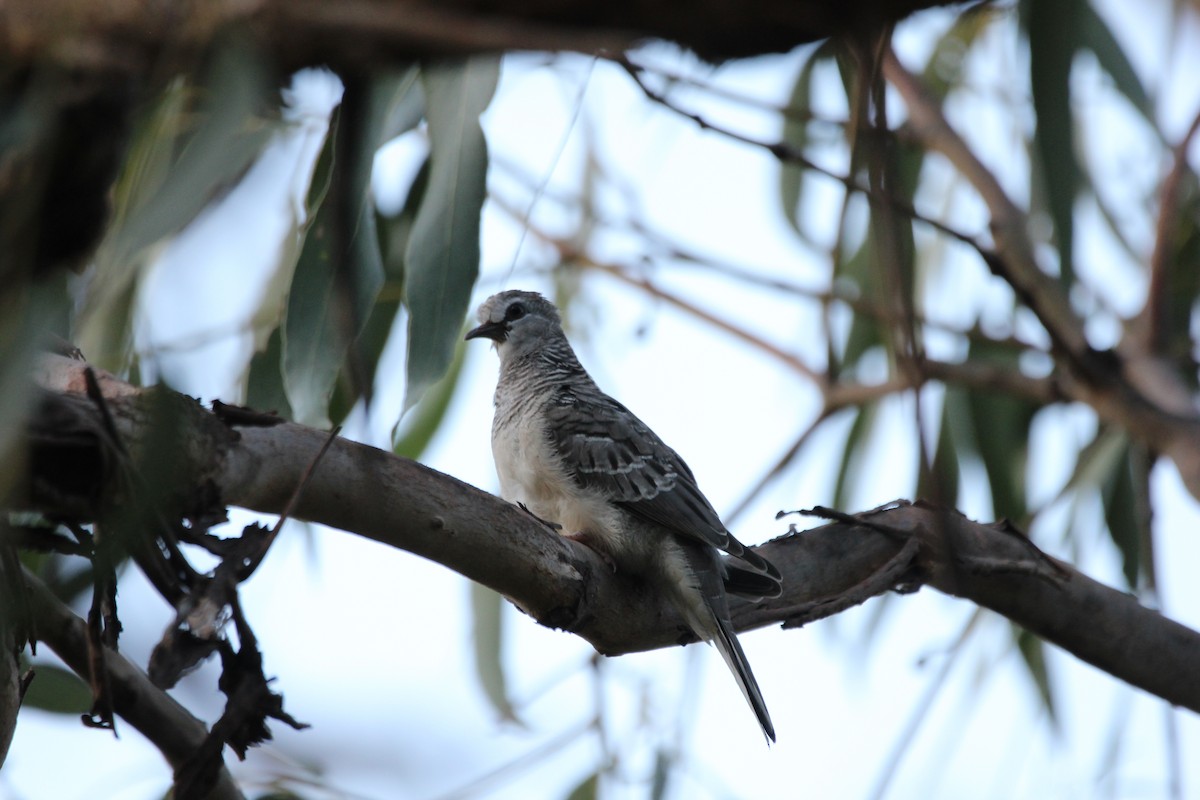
25, 356, 1200, 716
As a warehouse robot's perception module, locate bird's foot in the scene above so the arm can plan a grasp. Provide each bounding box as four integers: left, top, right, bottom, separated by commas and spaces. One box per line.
517, 502, 562, 532
562, 531, 617, 573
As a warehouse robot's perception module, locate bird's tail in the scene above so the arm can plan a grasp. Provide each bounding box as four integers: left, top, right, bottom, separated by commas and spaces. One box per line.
708, 606, 776, 743
679, 545, 776, 743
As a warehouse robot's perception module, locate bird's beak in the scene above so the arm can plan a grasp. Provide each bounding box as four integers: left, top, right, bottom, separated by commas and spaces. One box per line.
465, 320, 507, 342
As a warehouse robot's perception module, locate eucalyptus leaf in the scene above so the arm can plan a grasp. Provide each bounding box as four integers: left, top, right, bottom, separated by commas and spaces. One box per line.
1099, 439, 1140, 589
19, 662, 92, 715
403, 56, 499, 411
564, 772, 599, 800
80, 42, 277, 368
778, 40, 838, 245
1014, 626, 1058, 728
470, 582, 519, 723
833, 404, 876, 511
393, 336, 467, 460
1023, 0, 1083, 285
1079, 4, 1154, 124
283, 71, 425, 426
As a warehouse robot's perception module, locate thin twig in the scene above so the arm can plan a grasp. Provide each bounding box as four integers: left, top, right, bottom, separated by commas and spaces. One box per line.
585, 259, 824, 383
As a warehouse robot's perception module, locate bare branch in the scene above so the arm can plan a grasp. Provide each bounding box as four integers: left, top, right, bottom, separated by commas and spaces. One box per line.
21, 567, 244, 800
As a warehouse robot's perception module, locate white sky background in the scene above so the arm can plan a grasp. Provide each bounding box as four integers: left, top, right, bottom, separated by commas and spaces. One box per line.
6, 2, 1200, 799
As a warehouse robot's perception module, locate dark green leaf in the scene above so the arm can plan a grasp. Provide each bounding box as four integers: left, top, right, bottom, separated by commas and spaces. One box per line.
1099, 438, 1140, 588
916, 390, 961, 508
1023, 0, 1084, 285
283, 71, 426, 426
564, 772, 599, 800
403, 56, 499, 410
836, 236, 882, 370
778, 40, 838, 245
80, 41, 276, 368
245, 324, 294, 418
832, 404, 877, 511
393, 336, 467, 460
962, 342, 1036, 522
283, 135, 342, 428
1014, 626, 1058, 728
327, 156, 431, 423
1079, 4, 1154, 123
470, 582, 519, 723
20, 662, 92, 715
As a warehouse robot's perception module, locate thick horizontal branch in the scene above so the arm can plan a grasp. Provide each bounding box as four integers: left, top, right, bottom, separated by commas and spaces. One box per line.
26, 356, 1200, 715
2, 0, 953, 77
21, 567, 244, 800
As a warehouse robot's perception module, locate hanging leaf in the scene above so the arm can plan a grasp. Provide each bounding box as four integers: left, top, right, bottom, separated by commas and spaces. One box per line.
961, 341, 1037, 522
778, 40, 839, 245
79, 41, 277, 369
832, 404, 877, 510
393, 336, 467, 461
1014, 626, 1058, 729
327, 155, 431, 424
916, 390, 962, 508
564, 772, 599, 800
470, 582, 519, 723
1079, 4, 1154, 124
19, 662, 93, 715
1099, 438, 1140, 589
403, 55, 500, 410
283, 71, 425, 426
1022, 0, 1083, 286
245, 324, 293, 418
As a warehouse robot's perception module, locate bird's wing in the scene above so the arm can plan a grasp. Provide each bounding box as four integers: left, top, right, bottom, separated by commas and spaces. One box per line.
545, 388, 780, 580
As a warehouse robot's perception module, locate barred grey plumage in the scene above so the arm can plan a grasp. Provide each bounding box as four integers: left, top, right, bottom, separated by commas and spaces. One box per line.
466, 289, 782, 742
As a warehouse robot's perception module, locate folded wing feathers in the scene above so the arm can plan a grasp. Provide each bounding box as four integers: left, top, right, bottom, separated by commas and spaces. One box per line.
547, 392, 778, 580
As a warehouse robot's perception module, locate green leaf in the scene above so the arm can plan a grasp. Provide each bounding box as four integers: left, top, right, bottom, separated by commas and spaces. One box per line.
916, 390, 961, 508
393, 335, 467, 460
564, 772, 599, 800
778, 40, 838, 245
1079, 4, 1154, 123
79, 41, 277, 369
283, 71, 424, 426
1023, 0, 1084, 285
1014, 626, 1058, 728
245, 324, 294, 418
20, 661, 93, 715
1099, 439, 1140, 588
962, 342, 1036, 522
832, 404, 877, 510
327, 156, 431, 423
920, 4, 1001, 97
836, 236, 882, 371
470, 582, 519, 723
403, 55, 499, 410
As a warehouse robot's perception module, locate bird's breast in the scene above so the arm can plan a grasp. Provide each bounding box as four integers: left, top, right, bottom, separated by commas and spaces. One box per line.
491, 404, 627, 556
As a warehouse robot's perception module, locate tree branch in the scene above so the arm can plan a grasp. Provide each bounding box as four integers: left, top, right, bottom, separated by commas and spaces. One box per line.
21, 567, 244, 800
25, 355, 1200, 716
2, 0, 954, 77
883, 48, 1200, 501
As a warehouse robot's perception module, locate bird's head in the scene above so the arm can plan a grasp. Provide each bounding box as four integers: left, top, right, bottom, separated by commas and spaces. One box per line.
465, 290, 563, 360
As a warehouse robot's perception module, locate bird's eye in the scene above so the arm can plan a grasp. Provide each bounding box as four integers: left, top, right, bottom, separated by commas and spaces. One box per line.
504, 303, 526, 322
